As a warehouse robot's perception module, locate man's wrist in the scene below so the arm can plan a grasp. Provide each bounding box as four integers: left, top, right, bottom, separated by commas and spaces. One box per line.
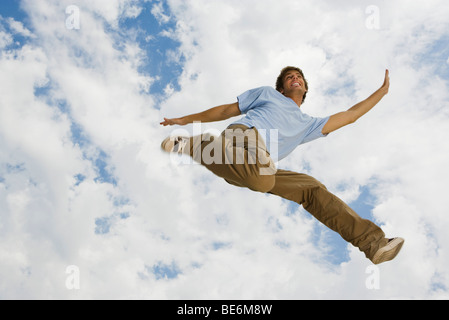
377, 86, 388, 97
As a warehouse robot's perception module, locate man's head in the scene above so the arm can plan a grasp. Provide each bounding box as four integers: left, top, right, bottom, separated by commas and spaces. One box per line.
275, 66, 309, 104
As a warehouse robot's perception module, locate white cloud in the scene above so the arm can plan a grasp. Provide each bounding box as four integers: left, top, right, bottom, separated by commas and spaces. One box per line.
6, 17, 35, 38
1, 0, 449, 299
150, 1, 171, 25
0, 30, 13, 49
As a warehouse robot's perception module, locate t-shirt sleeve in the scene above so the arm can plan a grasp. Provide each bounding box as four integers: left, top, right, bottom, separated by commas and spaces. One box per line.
302, 116, 330, 144
237, 87, 266, 114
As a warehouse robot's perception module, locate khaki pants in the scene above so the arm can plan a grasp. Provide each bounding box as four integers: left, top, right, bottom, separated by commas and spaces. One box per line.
182, 125, 387, 260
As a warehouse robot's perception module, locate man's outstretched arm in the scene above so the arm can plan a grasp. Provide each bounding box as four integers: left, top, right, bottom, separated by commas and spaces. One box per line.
322, 69, 390, 135
160, 102, 241, 126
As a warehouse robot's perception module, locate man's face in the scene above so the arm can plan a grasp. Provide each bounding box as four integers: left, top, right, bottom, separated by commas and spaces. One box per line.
281, 70, 307, 96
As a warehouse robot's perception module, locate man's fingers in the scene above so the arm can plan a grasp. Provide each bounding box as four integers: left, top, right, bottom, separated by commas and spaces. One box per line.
160, 117, 186, 126
160, 118, 180, 126
160, 118, 171, 126
381, 69, 390, 94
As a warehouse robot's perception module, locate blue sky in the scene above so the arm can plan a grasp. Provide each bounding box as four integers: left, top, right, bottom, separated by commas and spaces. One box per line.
121, 1, 183, 96
0, 0, 26, 22
1, 0, 449, 299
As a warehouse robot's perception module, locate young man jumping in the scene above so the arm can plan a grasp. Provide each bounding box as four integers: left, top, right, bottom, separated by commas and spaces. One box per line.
160, 66, 404, 265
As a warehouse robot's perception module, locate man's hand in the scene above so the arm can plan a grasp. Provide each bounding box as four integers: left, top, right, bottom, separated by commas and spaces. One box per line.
160, 117, 186, 126
381, 69, 390, 95
322, 69, 390, 135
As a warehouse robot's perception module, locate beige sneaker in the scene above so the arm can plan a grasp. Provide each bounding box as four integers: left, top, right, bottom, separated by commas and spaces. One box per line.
371, 237, 405, 265
161, 136, 189, 154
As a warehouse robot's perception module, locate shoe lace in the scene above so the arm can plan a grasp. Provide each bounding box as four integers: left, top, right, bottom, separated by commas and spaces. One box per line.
173, 137, 188, 154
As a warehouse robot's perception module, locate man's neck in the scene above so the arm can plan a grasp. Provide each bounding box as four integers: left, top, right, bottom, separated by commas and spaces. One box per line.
284, 92, 304, 108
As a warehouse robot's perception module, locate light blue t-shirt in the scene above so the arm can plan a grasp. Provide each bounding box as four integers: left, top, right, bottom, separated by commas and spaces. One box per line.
232, 86, 329, 161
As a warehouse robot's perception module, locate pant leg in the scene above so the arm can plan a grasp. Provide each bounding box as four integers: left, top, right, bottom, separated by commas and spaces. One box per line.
186, 126, 276, 193
269, 169, 387, 260
173, 128, 385, 260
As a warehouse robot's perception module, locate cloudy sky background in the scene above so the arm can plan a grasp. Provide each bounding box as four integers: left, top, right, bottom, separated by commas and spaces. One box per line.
1, 0, 449, 299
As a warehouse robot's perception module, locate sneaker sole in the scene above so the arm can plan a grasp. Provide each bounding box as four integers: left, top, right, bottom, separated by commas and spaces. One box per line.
372, 237, 405, 265
161, 137, 174, 152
